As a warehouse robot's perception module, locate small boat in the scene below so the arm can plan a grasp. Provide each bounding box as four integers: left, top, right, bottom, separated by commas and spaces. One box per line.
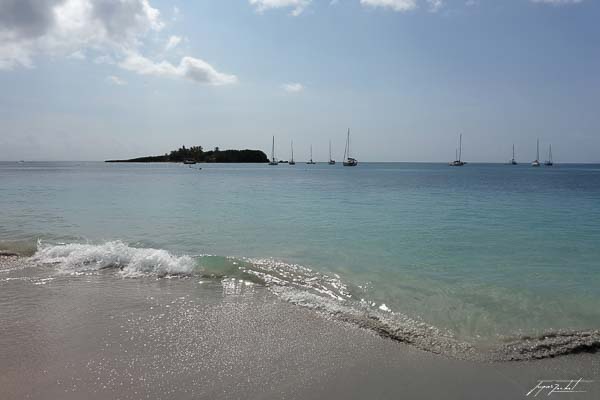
183, 159, 196, 165
328, 140, 335, 165
544, 144, 554, 166
289, 141, 296, 165
449, 134, 465, 166
306, 145, 316, 164
532, 138, 541, 167
343, 129, 357, 167
269, 136, 278, 165
509, 144, 518, 165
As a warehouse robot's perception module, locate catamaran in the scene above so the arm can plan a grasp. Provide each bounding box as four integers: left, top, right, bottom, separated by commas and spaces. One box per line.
307, 145, 316, 165
532, 139, 541, 167
544, 144, 553, 166
449, 134, 465, 166
328, 140, 335, 165
269, 136, 278, 165
289, 141, 296, 165
509, 144, 517, 165
343, 129, 357, 167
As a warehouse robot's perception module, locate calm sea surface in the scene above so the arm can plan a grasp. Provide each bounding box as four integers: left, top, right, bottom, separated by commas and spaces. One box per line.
1, 161, 599, 343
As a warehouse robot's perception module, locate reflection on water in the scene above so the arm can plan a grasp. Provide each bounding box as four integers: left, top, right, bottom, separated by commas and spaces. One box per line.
1, 162, 600, 341
221, 277, 256, 298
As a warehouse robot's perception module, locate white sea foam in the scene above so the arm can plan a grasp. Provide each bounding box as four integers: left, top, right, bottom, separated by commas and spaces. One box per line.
25, 241, 598, 361
32, 241, 194, 277
269, 285, 477, 358
240, 257, 352, 301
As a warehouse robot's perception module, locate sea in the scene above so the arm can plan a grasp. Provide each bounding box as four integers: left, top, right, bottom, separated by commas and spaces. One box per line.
1, 161, 599, 359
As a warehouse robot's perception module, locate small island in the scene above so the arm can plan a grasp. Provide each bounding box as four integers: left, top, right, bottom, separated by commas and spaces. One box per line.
106, 145, 269, 163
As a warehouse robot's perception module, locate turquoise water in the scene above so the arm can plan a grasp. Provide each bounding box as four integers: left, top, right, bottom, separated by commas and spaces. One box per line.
1, 161, 599, 344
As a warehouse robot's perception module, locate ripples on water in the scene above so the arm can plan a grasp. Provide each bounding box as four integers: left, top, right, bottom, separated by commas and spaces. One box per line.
1, 162, 599, 347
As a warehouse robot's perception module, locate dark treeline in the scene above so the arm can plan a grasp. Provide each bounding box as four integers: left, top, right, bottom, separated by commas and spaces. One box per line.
106, 145, 268, 163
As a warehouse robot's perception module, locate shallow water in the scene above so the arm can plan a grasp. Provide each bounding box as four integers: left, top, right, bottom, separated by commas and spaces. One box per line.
3, 256, 599, 400
1, 161, 599, 346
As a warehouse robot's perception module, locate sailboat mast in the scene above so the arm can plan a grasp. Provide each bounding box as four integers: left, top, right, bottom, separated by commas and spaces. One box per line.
536, 138, 539, 161
458, 134, 462, 162
291, 141, 294, 162
272, 136, 275, 161
347, 129, 351, 159
549, 144, 552, 162
513, 144, 515, 160
310, 145, 313, 162
329, 140, 332, 160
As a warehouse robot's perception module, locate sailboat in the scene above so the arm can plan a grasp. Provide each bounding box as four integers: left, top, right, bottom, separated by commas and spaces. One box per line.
269, 136, 278, 165
532, 139, 541, 167
328, 140, 335, 165
544, 144, 554, 166
306, 145, 316, 164
343, 129, 358, 166
449, 134, 465, 166
289, 141, 296, 165
509, 144, 518, 165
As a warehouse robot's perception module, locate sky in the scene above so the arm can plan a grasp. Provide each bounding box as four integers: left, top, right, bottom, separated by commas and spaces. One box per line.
0, 0, 599, 163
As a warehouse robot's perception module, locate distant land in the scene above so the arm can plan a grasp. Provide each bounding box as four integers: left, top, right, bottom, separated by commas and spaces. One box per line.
105, 146, 269, 163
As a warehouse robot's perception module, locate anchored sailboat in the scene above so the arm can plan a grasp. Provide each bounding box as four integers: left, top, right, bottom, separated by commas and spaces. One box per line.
449, 134, 465, 166
328, 140, 335, 165
269, 136, 278, 165
509, 144, 517, 165
306, 145, 316, 165
289, 141, 295, 165
343, 129, 357, 167
532, 139, 541, 167
544, 144, 554, 166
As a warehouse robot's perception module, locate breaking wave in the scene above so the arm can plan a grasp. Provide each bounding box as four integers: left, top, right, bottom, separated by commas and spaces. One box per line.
28, 240, 600, 361
32, 241, 195, 277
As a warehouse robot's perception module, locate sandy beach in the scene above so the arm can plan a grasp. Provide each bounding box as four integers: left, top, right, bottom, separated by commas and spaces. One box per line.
1, 256, 598, 400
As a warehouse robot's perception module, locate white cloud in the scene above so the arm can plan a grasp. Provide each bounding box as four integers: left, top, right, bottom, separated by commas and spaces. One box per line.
0, 0, 163, 69
120, 53, 238, 85
360, 0, 417, 12
281, 82, 304, 93
0, 0, 237, 86
427, 0, 443, 12
249, 0, 311, 16
106, 75, 126, 85
172, 6, 181, 21
67, 50, 86, 60
94, 54, 115, 64
530, 0, 583, 4
0, 42, 34, 69
164, 35, 182, 51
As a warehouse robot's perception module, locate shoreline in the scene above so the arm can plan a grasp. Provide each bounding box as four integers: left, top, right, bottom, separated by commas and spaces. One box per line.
1, 256, 599, 399
2, 246, 600, 363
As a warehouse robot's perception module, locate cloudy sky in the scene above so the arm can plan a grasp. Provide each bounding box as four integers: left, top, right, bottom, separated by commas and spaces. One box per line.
0, 0, 599, 162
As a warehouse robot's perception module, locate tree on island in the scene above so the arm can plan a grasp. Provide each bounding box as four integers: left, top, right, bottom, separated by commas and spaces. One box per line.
168, 145, 205, 162
106, 145, 268, 163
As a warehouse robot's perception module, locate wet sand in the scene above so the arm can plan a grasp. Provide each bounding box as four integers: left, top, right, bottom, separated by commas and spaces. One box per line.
1, 256, 599, 399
